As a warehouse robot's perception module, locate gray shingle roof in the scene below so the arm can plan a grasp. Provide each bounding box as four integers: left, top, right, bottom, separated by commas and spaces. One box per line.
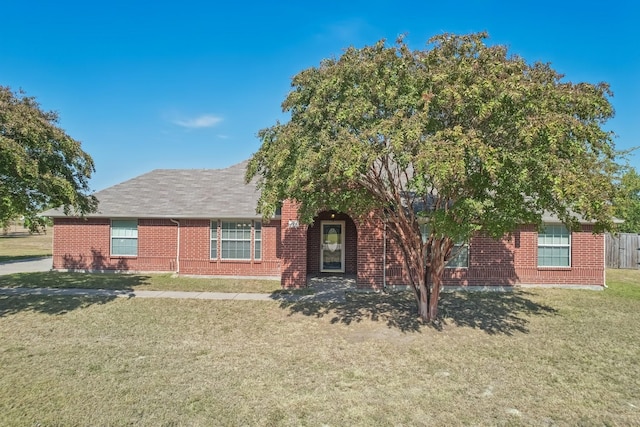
45, 161, 262, 219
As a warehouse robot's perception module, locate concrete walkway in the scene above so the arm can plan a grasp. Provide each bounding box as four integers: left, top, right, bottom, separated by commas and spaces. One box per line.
0, 257, 52, 275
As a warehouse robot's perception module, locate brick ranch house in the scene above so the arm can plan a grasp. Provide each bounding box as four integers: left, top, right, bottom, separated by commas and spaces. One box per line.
46, 161, 606, 290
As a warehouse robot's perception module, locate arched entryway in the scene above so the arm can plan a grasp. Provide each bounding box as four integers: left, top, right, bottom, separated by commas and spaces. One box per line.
306, 211, 358, 276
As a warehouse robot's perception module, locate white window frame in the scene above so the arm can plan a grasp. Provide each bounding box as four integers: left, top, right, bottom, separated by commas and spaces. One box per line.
538, 224, 571, 268
210, 220, 218, 259
210, 220, 263, 261
110, 219, 138, 257
254, 220, 262, 260
446, 242, 469, 269
419, 224, 469, 269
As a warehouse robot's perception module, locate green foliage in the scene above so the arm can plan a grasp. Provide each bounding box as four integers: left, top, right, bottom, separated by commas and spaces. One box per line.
0, 86, 97, 231
247, 32, 619, 319
249, 33, 617, 231
613, 166, 640, 232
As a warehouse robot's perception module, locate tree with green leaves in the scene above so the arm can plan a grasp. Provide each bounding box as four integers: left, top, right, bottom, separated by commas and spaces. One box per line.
613, 167, 640, 233
0, 86, 97, 231
247, 33, 619, 322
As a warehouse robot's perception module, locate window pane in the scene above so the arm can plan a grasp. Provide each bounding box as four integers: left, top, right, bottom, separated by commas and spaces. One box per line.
111, 238, 137, 256
210, 220, 217, 259
538, 246, 570, 267
422, 224, 467, 268
538, 224, 570, 267
420, 224, 429, 243
221, 221, 252, 259
539, 225, 569, 245
446, 244, 468, 268
242, 241, 251, 258
111, 220, 138, 238
111, 220, 137, 256
222, 240, 251, 259
254, 221, 261, 260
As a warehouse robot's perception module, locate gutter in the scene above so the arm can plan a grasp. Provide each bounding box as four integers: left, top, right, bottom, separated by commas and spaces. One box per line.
170, 219, 180, 274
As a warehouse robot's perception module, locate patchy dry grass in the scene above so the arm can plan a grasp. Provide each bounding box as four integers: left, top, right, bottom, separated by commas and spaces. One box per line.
605, 268, 640, 300
0, 229, 52, 262
0, 271, 281, 293
1, 271, 639, 425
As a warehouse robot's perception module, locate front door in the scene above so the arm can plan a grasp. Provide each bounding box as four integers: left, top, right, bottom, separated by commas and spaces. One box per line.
321, 221, 345, 273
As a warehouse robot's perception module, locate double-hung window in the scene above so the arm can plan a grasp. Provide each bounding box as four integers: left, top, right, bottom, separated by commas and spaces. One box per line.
111, 219, 138, 256
221, 221, 252, 259
446, 242, 469, 268
211, 220, 263, 260
419, 224, 469, 268
538, 224, 570, 267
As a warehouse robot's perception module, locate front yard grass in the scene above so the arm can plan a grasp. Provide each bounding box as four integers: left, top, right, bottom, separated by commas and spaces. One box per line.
0, 269, 639, 425
0, 271, 282, 293
0, 229, 52, 262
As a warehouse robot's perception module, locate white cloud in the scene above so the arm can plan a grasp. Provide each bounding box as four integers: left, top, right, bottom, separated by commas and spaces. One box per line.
173, 114, 223, 129
315, 18, 371, 44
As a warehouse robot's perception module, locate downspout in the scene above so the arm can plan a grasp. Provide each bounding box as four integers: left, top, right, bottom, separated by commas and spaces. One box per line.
383, 220, 387, 291
170, 219, 180, 274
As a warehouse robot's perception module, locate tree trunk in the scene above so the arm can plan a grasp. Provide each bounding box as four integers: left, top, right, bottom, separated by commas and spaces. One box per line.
428, 266, 442, 321
416, 279, 430, 322
413, 255, 445, 323
412, 239, 450, 323
427, 246, 447, 322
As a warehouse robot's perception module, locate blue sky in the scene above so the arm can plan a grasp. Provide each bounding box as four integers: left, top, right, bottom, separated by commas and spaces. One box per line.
2, 1, 639, 191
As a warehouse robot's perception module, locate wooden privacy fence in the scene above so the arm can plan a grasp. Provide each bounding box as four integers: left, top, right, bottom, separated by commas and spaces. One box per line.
606, 233, 640, 269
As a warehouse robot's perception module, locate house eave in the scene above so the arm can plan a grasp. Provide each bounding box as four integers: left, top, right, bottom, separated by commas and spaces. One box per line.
47, 213, 279, 220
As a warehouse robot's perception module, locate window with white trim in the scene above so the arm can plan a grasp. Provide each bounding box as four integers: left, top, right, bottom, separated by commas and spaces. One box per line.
221, 220, 252, 260
210, 220, 263, 260
420, 224, 469, 268
254, 221, 262, 260
538, 224, 570, 267
111, 219, 138, 256
210, 220, 218, 259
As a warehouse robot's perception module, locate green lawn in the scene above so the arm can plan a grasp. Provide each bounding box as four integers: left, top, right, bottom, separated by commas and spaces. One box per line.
0, 271, 282, 293
0, 269, 639, 426
0, 228, 52, 262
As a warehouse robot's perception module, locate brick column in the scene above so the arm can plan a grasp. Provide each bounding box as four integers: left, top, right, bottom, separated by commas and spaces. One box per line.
280, 200, 308, 288
356, 213, 384, 290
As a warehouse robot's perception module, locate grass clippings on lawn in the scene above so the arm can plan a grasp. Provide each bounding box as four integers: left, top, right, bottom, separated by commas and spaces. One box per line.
1, 270, 639, 426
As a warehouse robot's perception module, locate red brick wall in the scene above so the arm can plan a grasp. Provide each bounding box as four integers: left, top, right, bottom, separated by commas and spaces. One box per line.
280, 200, 307, 288
53, 218, 112, 270
52, 217, 281, 277
53, 214, 604, 288
355, 214, 385, 290
53, 218, 178, 271
385, 224, 605, 287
